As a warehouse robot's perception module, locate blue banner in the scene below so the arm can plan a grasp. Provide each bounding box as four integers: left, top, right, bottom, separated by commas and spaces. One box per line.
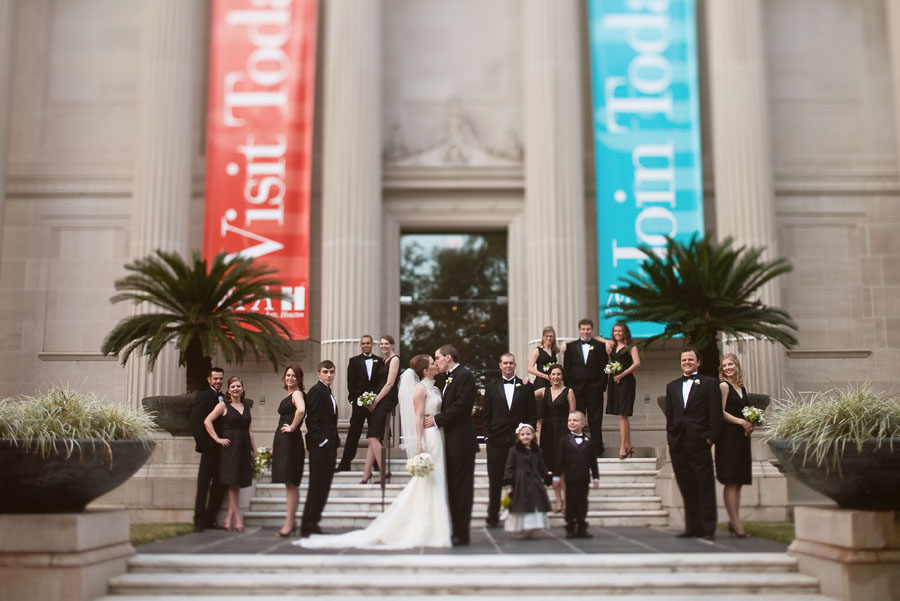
587, 0, 704, 338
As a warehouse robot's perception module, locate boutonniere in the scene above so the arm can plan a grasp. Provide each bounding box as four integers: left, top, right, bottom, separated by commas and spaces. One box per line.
515, 382, 522, 388
372, 357, 379, 362
445, 376, 453, 385
693, 378, 701, 387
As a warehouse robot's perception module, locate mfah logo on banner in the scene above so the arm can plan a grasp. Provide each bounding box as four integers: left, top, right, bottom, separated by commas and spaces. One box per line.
587, 0, 704, 338
203, 0, 318, 340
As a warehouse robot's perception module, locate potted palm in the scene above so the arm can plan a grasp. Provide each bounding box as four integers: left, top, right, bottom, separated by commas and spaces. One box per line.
765, 384, 900, 510
608, 234, 799, 377
0, 387, 156, 513
100, 249, 294, 435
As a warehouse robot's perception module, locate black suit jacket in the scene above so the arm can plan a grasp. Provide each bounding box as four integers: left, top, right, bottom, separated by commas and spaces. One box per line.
555, 432, 600, 483
482, 376, 536, 448
190, 387, 223, 453
563, 338, 608, 394
664, 374, 723, 448
434, 364, 479, 456
304, 381, 340, 449
346, 353, 381, 404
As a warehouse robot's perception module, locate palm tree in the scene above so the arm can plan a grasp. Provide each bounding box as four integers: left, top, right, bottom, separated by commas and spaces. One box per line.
101, 250, 294, 392
608, 234, 799, 377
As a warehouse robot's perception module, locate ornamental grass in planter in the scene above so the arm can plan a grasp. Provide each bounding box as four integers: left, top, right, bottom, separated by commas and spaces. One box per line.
765, 384, 900, 510
0, 386, 157, 513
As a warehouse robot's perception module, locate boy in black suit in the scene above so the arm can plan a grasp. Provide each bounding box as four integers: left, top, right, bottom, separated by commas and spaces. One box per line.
554, 411, 600, 538
300, 360, 340, 537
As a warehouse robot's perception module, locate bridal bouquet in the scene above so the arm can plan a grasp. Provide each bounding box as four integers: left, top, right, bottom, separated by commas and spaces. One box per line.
604, 361, 624, 375
406, 452, 434, 478
357, 391, 376, 408
742, 405, 766, 427
252, 447, 272, 480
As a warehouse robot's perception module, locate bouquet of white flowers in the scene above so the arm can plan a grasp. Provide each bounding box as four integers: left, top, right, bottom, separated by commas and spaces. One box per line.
742, 405, 766, 427
252, 447, 272, 480
406, 452, 434, 478
357, 391, 376, 408
604, 361, 623, 375
543, 362, 555, 373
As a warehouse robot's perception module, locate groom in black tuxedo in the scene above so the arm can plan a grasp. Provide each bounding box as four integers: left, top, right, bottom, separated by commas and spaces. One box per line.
664, 347, 723, 540
563, 318, 609, 457
481, 352, 535, 528
336, 335, 380, 472
425, 344, 478, 546
190, 366, 226, 531
300, 360, 340, 538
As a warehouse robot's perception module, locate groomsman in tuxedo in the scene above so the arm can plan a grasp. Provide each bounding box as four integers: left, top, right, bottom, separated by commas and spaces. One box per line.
481, 352, 535, 528
190, 366, 226, 531
563, 318, 609, 457
300, 361, 340, 538
336, 335, 380, 472
425, 344, 479, 546
664, 347, 723, 540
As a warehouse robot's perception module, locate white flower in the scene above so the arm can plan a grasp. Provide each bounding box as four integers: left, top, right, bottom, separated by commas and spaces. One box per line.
406, 452, 434, 478
694, 379, 701, 386
357, 391, 376, 407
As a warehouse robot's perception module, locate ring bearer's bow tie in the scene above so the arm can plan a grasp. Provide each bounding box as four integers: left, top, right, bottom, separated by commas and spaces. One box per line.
571, 433, 584, 442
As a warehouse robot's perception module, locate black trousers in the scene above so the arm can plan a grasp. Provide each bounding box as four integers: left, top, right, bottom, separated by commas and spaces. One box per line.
670, 437, 717, 537
337, 403, 369, 468
486, 442, 512, 523
445, 452, 476, 543
301, 441, 337, 532
194, 446, 225, 528
565, 479, 589, 532
575, 387, 605, 457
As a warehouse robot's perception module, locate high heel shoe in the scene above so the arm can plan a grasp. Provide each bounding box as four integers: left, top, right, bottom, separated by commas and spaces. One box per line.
618, 447, 634, 460
359, 474, 372, 484
727, 523, 750, 538
374, 472, 392, 485
277, 524, 297, 538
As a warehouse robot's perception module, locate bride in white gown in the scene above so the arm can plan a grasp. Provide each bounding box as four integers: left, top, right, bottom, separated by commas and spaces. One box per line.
295, 354, 451, 549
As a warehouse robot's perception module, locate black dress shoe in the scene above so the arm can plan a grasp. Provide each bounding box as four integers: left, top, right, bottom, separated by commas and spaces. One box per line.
675, 531, 695, 538
310, 524, 324, 534
485, 519, 500, 529
193, 524, 205, 533
577, 530, 593, 539
335, 464, 350, 472
299, 530, 311, 538
207, 522, 225, 530
701, 534, 715, 541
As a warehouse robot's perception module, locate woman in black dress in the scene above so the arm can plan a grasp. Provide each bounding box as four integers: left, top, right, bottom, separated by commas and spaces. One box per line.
715, 353, 754, 538
362, 334, 400, 484
527, 325, 559, 394
204, 376, 256, 532
605, 322, 641, 460
534, 364, 575, 513
271, 364, 306, 537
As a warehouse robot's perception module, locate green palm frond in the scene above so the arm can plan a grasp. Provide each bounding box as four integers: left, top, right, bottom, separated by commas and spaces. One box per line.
101, 250, 295, 391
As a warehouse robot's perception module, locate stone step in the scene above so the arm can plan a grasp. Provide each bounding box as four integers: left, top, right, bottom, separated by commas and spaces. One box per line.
249, 495, 664, 512
108, 570, 819, 596
99, 595, 836, 601
263, 470, 660, 487
254, 481, 659, 498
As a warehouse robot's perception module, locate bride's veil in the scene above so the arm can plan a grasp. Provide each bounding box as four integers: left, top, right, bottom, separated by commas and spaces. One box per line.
396, 367, 420, 458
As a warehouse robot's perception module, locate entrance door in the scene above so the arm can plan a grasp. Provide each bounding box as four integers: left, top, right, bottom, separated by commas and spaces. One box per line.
399, 232, 508, 381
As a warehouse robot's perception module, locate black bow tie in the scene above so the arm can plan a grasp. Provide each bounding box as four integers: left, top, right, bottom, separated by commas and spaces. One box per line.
682, 374, 697, 382
503, 379, 515, 385
572, 434, 584, 440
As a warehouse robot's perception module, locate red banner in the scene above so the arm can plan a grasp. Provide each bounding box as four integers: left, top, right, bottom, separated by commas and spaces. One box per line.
204, 0, 317, 340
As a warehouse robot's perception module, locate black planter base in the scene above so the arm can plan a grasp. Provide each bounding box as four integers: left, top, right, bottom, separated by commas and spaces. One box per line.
142, 394, 196, 437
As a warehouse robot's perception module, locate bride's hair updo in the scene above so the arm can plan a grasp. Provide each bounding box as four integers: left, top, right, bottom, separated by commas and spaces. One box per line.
409, 354, 432, 379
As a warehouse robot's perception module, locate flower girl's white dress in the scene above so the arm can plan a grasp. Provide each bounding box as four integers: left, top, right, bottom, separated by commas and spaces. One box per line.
295, 373, 451, 549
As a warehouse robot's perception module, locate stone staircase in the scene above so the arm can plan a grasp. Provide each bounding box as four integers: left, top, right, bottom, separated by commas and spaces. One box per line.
101, 553, 829, 599
244, 448, 668, 528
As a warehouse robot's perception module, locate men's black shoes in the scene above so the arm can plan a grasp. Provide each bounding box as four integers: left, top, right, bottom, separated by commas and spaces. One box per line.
485, 519, 500, 529
676, 531, 694, 538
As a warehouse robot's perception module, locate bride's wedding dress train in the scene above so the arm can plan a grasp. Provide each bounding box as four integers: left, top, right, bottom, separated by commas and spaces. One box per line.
295, 371, 451, 549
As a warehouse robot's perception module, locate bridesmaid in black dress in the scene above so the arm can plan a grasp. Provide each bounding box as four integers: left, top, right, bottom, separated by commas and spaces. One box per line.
271, 364, 306, 537
362, 334, 400, 484
534, 364, 576, 513
527, 326, 559, 397
605, 322, 641, 460
715, 353, 754, 538
204, 376, 256, 532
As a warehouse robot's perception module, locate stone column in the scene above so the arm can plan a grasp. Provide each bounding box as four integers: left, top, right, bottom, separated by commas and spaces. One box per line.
124, 0, 202, 407
522, 0, 587, 353
0, 0, 15, 258
705, 0, 784, 397
886, 1, 900, 188
319, 0, 382, 419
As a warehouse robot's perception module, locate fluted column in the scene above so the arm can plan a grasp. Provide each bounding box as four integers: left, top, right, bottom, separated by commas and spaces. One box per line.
124, 0, 202, 407
885, 1, 900, 182
320, 0, 382, 419
706, 0, 783, 397
0, 0, 15, 259
522, 0, 587, 353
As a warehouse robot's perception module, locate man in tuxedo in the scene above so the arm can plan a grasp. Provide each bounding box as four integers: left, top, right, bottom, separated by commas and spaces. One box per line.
425, 344, 478, 546
300, 360, 340, 538
563, 318, 609, 457
190, 366, 226, 531
664, 347, 723, 540
481, 352, 535, 528
336, 335, 380, 472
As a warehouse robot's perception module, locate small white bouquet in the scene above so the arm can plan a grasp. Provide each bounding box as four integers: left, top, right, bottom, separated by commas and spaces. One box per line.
742, 405, 766, 427
252, 447, 272, 480
357, 391, 376, 408
543, 362, 555, 373
406, 452, 434, 478
604, 361, 624, 375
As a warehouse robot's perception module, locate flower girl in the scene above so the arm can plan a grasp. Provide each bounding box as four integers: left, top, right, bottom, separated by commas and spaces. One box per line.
502, 423, 552, 538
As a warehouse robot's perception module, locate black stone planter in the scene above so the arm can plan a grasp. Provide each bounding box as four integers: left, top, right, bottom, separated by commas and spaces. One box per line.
142, 393, 196, 437
0, 439, 155, 513
768, 438, 900, 511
